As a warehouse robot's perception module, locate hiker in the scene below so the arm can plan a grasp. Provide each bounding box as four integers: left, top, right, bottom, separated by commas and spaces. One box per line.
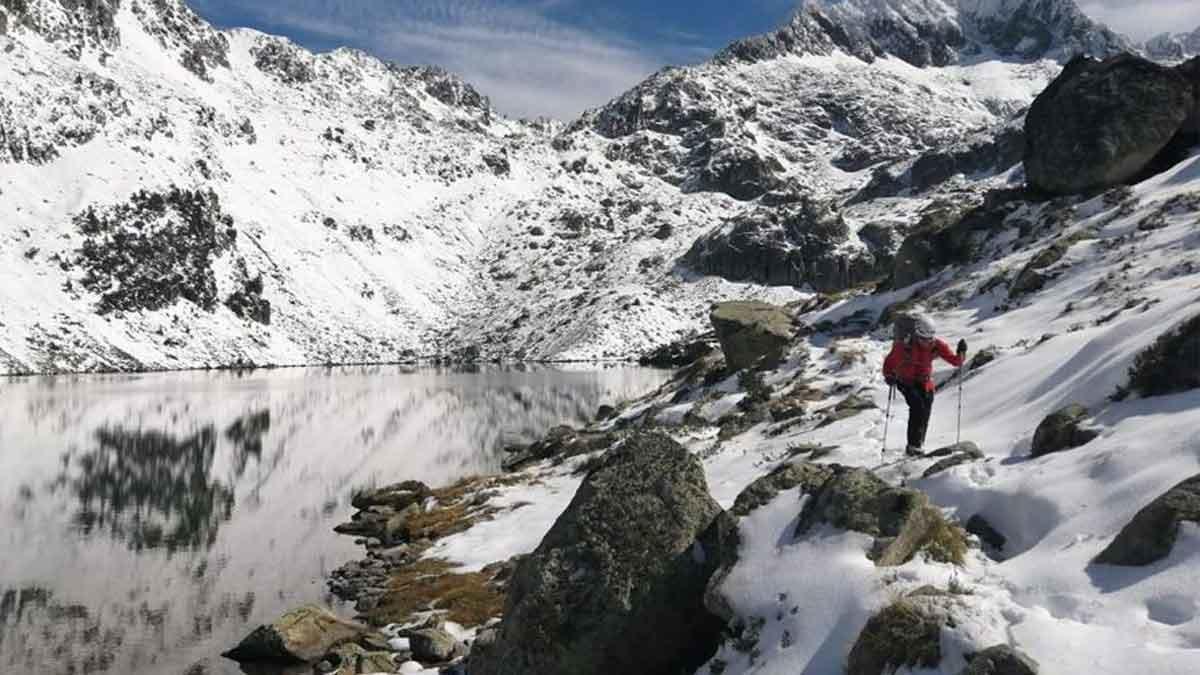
882, 315, 967, 455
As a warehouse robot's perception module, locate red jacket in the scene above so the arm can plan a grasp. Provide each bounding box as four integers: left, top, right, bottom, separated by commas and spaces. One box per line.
883, 339, 963, 391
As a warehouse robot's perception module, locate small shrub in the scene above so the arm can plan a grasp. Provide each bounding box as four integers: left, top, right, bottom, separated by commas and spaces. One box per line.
847, 599, 942, 675
921, 511, 969, 566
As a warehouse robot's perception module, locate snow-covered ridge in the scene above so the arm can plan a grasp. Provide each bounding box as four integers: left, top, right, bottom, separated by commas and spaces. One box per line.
0, 0, 1139, 374
1145, 27, 1200, 63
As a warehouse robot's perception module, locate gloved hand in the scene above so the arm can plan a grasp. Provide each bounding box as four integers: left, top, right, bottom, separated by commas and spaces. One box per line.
885, 375, 897, 387
956, 339, 968, 357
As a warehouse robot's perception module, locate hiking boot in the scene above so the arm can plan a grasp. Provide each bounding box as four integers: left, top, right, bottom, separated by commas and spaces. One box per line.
905, 445, 924, 457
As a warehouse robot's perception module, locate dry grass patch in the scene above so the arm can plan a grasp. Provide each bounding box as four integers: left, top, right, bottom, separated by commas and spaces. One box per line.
364, 558, 509, 628
920, 512, 969, 566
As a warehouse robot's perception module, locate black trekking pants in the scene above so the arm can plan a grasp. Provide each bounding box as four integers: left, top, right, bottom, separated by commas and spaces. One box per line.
897, 382, 934, 449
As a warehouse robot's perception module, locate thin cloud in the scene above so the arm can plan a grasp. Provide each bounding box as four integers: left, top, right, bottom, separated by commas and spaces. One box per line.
1079, 0, 1200, 42
195, 0, 697, 120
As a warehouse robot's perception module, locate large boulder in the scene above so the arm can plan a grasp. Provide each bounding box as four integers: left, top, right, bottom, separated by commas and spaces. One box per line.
959, 645, 1040, 675
684, 199, 882, 293
709, 301, 793, 371
1030, 404, 1099, 457
409, 627, 464, 663
1025, 54, 1195, 195
1094, 474, 1200, 566
846, 599, 944, 675
1127, 314, 1200, 398
223, 605, 374, 664
468, 433, 728, 675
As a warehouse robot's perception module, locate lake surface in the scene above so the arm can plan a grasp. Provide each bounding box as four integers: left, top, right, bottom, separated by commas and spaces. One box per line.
0, 365, 669, 675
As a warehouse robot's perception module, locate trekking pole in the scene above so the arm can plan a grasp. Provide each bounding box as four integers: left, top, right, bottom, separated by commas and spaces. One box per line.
956, 365, 964, 445
882, 385, 895, 457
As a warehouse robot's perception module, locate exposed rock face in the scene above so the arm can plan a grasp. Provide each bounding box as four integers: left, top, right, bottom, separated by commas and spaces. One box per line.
639, 336, 716, 369
1094, 474, 1200, 566
223, 605, 374, 664
1009, 239, 1073, 298
709, 301, 793, 371
72, 188, 238, 315
1145, 29, 1200, 63
1030, 404, 1099, 457
1025, 55, 1195, 195
688, 144, 784, 201
685, 199, 881, 292
469, 433, 727, 675
1127, 313, 1200, 397
959, 644, 1040, 675
729, 461, 836, 517
891, 191, 1022, 288
501, 426, 619, 472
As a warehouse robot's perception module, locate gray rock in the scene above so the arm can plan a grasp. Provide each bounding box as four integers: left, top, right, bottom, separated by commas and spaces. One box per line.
469, 433, 727, 675
1025, 54, 1195, 195
222, 605, 374, 664
960, 644, 1039, 675
1094, 474, 1200, 566
795, 466, 961, 567
891, 191, 1023, 288
684, 199, 881, 293
409, 628, 463, 663
820, 393, 877, 427
709, 301, 793, 372
501, 426, 618, 472
730, 462, 837, 517
688, 144, 783, 201
1009, 240, 1072, 298
1031, 404, 1099, 457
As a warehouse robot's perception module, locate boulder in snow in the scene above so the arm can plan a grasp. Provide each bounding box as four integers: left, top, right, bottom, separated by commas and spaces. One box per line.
1127, 313, 1200, 398
959, 644, 1040, 675
709, 301, 793, 371
1030, 404, 1099, 457
846, 598, 944, 675
922, 441, 984, 478
408, 627, 464, 663
1024, 54, 1195, 195
468, 433, 728, 675
1094, 474, 1200, 566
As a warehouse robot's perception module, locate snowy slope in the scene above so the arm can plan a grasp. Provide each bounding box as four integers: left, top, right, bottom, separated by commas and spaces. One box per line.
0, 0, 1133, 374
415, 152, 1200, 674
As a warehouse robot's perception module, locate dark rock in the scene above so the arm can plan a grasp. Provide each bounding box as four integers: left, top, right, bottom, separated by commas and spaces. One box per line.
639, 336, 715, 369
1009, 240, 1072, 298
846, 600, 943, 675
351, 481, 431, 511
409, 628, 463, 663
687, 144, 783, 201
968, 348, 997, 372
960, 644, 1040, 675
325, 643, 397, 674
224, 273, 271, 325
501, 426, 618, 472
922, 442, 984, 478
1031, 404, 1099, 457
892, 197, 1011, 289
709, 301, 792, 372
1094, 474, 1200, 566
820, 393, 877, 427
966, 514, 1007, 553
250, 38, 315, 84
595, 405, 617, 421
1127, 314, 1200, 397
469, 433, 727, 675
223, 605, 373, 664
1025, 54, 1195, 195
685, 198, 881, 292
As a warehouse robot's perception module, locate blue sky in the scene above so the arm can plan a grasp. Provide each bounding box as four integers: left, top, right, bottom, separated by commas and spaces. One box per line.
189, 0, 1200, 121
190, 0, 798, 120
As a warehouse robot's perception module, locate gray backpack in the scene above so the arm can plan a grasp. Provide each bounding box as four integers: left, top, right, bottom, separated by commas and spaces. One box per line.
893, 314, 934, 343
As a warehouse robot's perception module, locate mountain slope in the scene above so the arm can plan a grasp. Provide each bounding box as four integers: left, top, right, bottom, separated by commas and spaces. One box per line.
0, 0, 1136, 374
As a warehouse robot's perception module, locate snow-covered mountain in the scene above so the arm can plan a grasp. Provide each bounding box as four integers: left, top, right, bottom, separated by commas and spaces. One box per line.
1145, 27, 1200, 62
0, 0, 1135, 374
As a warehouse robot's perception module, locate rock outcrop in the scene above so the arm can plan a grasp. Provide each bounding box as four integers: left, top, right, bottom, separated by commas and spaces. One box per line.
846, 598, 944, 675
1024, 54, 1196, 195
684, 199, 881, 293
709, 301, 793, 371
469, 433, 728, 675
1030, 404, 1099, 457
1094, 474, 1200, 566
922, 441, 984, 478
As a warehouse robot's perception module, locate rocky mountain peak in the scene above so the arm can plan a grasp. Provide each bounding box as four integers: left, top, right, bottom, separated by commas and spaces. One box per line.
1145, 27, 1200, 62
0, 0, 122, 57
717, 0, 1129, 67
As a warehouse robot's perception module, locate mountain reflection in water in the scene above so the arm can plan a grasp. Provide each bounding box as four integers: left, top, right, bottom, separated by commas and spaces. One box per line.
0, 365, 668, 675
